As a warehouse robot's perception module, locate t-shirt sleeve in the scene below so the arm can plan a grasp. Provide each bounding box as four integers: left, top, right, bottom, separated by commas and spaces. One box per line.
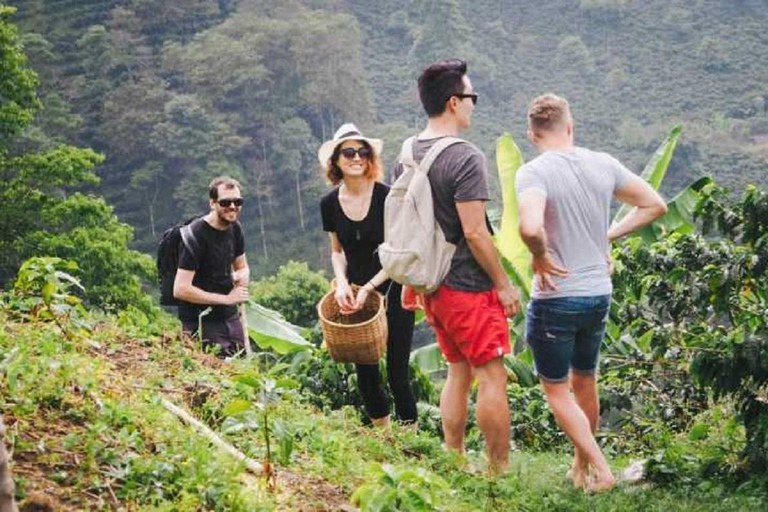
453, 146, 490, 202
178, 237, 198, 271
515, 164, 548, 198
607, 155, 636, 191
235, 222, 245, 257
320, 194, 335, 232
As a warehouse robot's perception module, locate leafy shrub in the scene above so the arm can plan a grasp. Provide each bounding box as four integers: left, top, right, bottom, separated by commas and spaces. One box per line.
609, 183, 768, 475
250, 261, 329, 328
351, 463, 449, 512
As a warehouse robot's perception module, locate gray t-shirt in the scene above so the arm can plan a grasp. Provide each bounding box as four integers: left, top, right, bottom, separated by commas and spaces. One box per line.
515, 147, 635, 299
393, 137, 494, 292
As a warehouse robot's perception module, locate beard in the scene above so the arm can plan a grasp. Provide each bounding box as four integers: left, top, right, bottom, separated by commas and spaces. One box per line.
216, 209, 237, 226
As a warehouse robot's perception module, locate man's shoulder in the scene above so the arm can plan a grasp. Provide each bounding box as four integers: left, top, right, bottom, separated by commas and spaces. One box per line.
575, 146, 619, 165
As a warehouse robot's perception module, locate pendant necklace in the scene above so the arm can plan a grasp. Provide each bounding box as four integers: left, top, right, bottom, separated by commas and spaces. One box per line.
342, 182, 371, 242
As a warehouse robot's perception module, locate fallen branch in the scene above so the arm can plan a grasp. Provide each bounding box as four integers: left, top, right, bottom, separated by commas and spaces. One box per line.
0, 416, 18, 512
160, 398, 263, 475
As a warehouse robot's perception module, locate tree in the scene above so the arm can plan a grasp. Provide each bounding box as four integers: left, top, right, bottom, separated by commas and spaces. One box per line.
0, 6, 155, 313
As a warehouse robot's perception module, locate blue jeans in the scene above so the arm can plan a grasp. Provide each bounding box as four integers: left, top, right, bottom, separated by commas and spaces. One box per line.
525, 295, 611, 383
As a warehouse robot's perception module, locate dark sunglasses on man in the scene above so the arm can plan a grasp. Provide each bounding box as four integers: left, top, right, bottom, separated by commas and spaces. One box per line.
340, 147, 372, 160
449, 92, 479, 105
218, 198, 243, 208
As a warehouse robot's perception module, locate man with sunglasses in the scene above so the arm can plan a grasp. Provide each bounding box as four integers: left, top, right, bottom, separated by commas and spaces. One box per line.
174, 176, 250, 357
393, 59, 520, 474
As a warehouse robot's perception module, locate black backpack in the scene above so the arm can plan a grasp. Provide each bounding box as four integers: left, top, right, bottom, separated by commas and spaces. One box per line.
156, 216, 203, 306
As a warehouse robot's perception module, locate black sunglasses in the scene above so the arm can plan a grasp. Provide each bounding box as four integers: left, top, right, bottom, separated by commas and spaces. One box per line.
217, 198, 243, 208
449, 92, 479, 105
340, 147, 372, 160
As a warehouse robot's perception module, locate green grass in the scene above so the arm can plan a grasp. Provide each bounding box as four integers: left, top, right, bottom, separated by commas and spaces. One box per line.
1, 310, 766, 510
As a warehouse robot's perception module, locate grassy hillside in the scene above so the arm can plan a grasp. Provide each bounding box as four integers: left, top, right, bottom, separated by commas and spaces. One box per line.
1, 311, 766, 511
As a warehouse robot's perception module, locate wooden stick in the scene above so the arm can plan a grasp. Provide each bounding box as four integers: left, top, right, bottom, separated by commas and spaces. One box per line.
160, 398, 263, 475
0, 416, 18, 512
240, 304, 252, 356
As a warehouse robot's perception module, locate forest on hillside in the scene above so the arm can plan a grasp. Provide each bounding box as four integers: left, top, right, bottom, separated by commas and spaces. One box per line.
6, 0, 768, 277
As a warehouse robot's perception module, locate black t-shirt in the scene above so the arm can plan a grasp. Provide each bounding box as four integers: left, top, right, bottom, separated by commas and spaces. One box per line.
177, 219, 245, 322
320, 182, 389, 289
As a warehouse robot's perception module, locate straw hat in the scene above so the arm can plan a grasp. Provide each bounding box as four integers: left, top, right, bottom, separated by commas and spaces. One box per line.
317, 123, 384, 167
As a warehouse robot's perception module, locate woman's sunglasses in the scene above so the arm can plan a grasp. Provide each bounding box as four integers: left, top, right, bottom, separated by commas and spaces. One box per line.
340, 147, 372, 160
217, 198, 243, 208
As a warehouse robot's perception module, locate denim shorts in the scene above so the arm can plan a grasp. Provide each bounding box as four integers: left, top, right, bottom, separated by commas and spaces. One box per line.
525, 295, 610, 383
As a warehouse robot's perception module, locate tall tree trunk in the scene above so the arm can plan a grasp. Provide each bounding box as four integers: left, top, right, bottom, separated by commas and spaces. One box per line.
256, 194, 268, 260
0, 416, 17, 512
295, 173, 305, 230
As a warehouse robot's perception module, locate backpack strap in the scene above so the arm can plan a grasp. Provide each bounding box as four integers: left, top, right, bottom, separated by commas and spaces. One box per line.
180, 218, 203, 266
418, 137, 464, 175
399, 136, 417, 168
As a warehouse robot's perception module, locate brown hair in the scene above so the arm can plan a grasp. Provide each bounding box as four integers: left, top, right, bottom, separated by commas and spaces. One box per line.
528, 93, 571, 135
208, 176, 241, 200
325, 140, 382, 186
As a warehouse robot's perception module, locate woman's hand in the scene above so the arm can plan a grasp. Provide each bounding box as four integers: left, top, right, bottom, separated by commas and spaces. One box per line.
335, 280, 357, 314
352, 284, 372, 312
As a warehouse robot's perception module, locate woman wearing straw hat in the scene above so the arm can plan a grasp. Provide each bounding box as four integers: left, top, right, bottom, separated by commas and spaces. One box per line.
319, 123, 417, 427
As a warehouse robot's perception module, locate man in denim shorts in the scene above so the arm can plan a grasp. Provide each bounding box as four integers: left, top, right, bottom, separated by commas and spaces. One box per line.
517, 94, 667, 491
397, 59, 521, 474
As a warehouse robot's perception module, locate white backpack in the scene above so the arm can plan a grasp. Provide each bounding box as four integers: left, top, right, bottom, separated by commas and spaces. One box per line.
378, 136, 463, 294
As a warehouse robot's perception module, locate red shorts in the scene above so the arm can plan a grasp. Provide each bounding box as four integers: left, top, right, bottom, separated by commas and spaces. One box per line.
424, 285, 510, 367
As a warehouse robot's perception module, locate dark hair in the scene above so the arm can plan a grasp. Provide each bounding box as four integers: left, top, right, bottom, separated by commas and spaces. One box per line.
208, 176, 241, 200
325, 140, 382, 186
417, 59, 468, 117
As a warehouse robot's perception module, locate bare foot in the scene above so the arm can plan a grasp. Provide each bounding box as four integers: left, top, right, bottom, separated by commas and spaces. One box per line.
566, 459, 589, 489
587, 474, 616, 493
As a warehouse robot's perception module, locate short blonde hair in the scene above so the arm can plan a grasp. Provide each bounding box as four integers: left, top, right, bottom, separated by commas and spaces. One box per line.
528, 93, 571, 135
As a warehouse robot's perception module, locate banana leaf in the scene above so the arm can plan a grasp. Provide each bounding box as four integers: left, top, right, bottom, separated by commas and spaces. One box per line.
612, 124, 682, 225
637, 176, 712, 242
409, 342, 445, 374
495, 133, 532, 296
504, 355, 537, 387
243, 300, 311, 354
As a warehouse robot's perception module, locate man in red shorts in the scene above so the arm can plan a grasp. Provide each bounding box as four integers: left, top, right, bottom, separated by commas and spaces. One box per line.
397, 59, 520, 473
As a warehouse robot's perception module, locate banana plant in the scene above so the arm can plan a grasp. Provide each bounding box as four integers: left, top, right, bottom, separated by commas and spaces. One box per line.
243, 300, 311, 354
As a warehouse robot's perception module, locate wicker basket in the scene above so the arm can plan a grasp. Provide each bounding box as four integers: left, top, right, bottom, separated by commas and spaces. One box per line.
317, 283, 388, 364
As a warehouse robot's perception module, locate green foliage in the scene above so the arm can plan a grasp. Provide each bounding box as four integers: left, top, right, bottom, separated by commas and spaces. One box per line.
0, 10, 156, 316
250, 261, 329, 328
8, 257, 88, 340
0, 5, 39, 146
351, 462, 449, 512
610, 182, 768, 475
243, 300, 312, 354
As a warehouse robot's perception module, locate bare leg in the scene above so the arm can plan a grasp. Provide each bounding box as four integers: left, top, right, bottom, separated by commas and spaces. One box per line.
371, 415, 391, 428
440, 361, 473, 455
474, 358, 511, 475
569, 372, 599, 488
542, 380, 615, 492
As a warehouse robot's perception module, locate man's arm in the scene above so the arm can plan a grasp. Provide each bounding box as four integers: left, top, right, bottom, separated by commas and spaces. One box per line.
608, 174, 668, 241
456, 200, 519, 317
518, 191, 568, 291
232, 254, 250, 286
173, 268, 248, 306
